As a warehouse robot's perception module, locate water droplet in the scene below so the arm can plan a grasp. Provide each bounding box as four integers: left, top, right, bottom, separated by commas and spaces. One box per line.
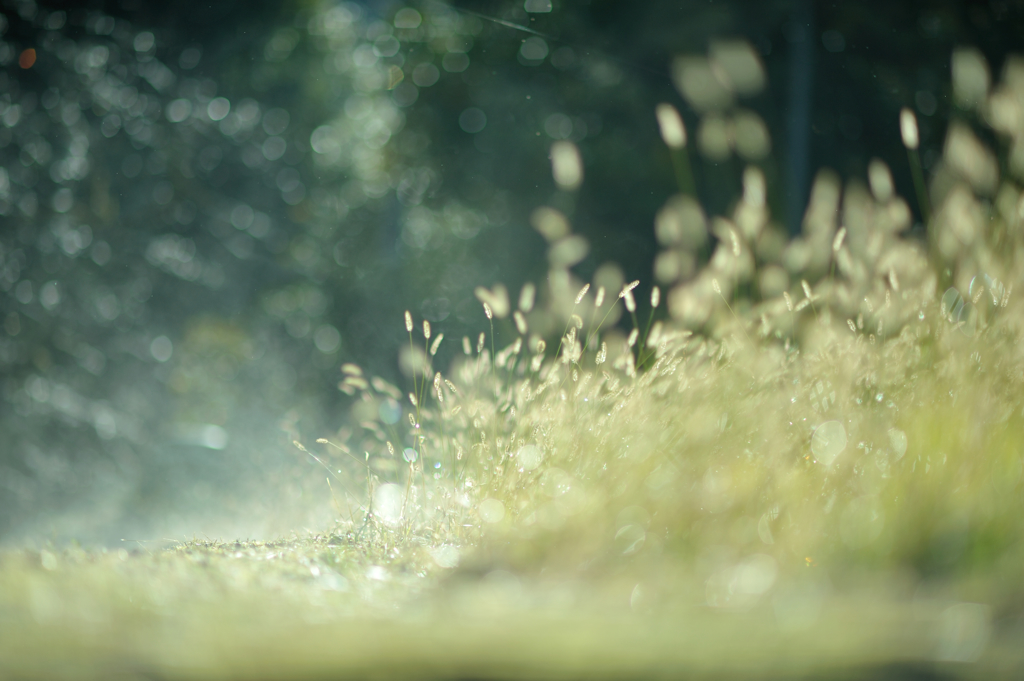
479, 498, 505, 523
40, 550, 57, 571
734, 554, 778, 595
402, 447, 418, 462
429, 545, 460, 569
630, 583, 644, 611
969, 273, 1004, 308
811, 420, 847, 466
516, 444, 543, 471
888, 428, 908, 459
366, 565, 389, 581
372, 484, 403, 526
614, 524, 646, 554
150, 335, 173, 362
941, 287, 964, 323
957, 301, 978, 337
706, 554, 778, 608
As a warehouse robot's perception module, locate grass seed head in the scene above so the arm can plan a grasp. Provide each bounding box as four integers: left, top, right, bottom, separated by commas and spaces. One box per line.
519, 282, 536, 312
551, 140, 583, 190
575, 283, 590, 305
655, 102, 687, 149
833, 226, 847, 252
514, 310, 528, 335
900, 107, 919, 149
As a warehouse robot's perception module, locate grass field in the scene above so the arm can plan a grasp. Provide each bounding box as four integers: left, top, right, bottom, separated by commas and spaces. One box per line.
4, 51, 1024, 681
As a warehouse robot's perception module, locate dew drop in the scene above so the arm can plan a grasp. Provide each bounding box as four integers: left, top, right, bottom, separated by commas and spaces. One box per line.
888, 428, 908, 460
479, 498, 505, 523
516, 444, 543, 471
430, 545, 460, 568
957, 301, 978, 337
811, 420, 847, 466
372, 484, 403, 526
941, 287, 964, 324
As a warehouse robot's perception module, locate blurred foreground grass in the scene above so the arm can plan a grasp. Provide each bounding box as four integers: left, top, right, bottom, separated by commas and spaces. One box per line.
5, 48, 1024, 680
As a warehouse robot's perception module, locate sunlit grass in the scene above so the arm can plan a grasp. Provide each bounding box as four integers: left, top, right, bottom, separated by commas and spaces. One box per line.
5, 46, 1024, 680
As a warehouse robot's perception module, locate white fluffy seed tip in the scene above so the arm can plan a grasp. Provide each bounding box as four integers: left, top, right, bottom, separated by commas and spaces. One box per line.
518, 282, 536, 313
551, 141, 583, 190
900, 108, 919, 150
404, 310, 413, 333
514, 310, 528, 335
575, 283, 590, 305
832, 227, 846, 253
620, 280, 640, 297
655, 103, 687, 149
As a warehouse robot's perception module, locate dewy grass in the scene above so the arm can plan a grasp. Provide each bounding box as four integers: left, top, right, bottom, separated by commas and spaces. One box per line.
6, 51, 1024, 680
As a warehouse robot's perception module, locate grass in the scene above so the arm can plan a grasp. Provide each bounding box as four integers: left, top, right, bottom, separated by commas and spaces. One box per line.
5, 52, 1024, 681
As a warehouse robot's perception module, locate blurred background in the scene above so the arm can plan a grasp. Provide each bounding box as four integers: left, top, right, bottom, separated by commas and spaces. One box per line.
1, 0, 1021, 546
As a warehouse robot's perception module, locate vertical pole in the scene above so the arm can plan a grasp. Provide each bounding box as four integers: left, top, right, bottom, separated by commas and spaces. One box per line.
785, 0, 815, 236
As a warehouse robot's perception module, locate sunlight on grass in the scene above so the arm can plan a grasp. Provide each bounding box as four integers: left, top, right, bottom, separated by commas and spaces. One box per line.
5, 45, 1024, 680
